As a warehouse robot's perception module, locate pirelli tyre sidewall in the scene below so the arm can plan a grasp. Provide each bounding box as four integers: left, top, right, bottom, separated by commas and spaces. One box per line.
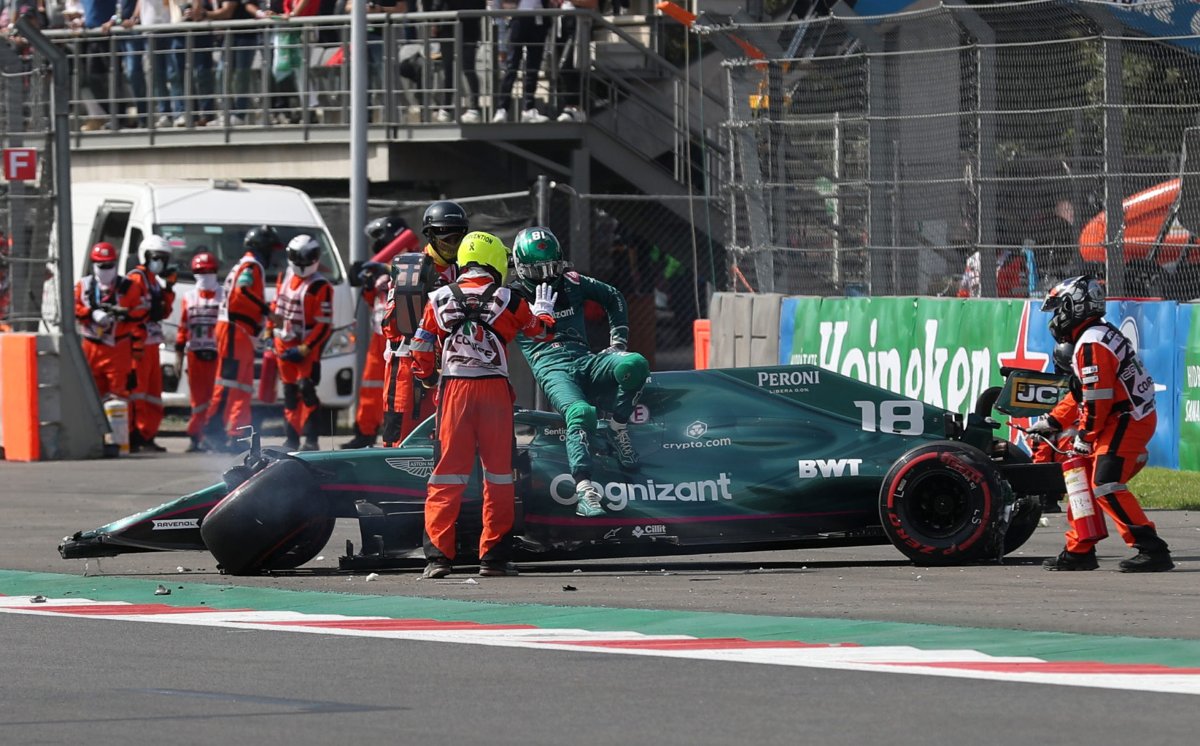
880, 441, 1006, 566
200, 458, 334, 575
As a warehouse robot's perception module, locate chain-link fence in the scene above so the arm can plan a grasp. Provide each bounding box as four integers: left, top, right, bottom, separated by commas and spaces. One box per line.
0, 38, 56, 332
314, 180, 722, 370
717, 0, 1200, 300
542, 185, 721, 370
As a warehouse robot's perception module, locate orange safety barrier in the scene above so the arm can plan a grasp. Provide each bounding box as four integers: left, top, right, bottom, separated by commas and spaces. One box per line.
693, 319, 711, 370
1, 333, 39, 461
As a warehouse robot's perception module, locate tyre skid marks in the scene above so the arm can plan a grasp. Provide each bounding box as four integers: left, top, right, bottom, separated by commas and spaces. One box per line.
4, 595, 1200, 696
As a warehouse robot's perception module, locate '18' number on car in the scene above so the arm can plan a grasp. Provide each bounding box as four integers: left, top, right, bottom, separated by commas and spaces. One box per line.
853, 400, 923, 435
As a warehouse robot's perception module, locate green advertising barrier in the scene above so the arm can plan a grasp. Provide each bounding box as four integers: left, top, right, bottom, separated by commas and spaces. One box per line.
779, 296, 1042, 416
1180, 304, 1200, 471
780, 296, 1186, 469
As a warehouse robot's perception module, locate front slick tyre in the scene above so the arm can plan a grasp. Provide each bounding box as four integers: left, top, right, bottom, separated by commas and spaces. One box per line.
880, 441, 1008, 566
200, 458, 334, 575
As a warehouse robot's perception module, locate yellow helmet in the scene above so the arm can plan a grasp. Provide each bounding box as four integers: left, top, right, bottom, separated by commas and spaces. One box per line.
456, 231, 509, 284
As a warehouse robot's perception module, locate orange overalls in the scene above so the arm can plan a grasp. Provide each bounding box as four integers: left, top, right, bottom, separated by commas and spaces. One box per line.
271, 268, 333, 439
208, 253, 270, 440
411, 273, 555, 564
176, 285, 223, 438
1063, 321, 1164, 555
351, 273, 391, 439
126, 266, 175, 441
381, 245, 457, 446
1032, 390, 1079, 465
74, 274, 141, 399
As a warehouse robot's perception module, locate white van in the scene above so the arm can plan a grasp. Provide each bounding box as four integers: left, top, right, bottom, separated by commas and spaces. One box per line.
65, 178, 357, 411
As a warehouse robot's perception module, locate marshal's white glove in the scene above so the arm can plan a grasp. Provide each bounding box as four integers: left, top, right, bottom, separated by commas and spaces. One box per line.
91, 308, 113, 328
1025, 418, 1059, 438
1072, 436, 1093, 456
532, 283, 558, 317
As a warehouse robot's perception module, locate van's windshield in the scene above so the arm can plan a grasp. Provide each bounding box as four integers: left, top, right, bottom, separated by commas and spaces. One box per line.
153, 224, 343, 285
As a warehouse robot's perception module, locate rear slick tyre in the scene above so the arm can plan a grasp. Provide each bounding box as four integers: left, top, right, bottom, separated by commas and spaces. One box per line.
995, 444, 1044, 556
879, 441, 1007, 566
200, 458, 334, 575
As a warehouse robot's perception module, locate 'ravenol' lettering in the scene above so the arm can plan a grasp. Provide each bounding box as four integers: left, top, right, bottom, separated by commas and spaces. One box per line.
758, 370, 821, 387
550, 473, 734, 511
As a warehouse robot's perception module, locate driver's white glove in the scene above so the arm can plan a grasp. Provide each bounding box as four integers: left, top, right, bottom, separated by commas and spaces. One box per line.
91, 309, 113, 328
601, 344, 627, 355
532, 283, 558, 317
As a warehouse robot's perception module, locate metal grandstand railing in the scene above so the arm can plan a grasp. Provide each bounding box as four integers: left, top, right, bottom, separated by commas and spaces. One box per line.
28, 9, 722, 199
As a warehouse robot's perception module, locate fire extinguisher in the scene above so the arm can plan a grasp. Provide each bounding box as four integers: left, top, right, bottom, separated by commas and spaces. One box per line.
257, 347, 279, 404
1061, 455, 1108, 542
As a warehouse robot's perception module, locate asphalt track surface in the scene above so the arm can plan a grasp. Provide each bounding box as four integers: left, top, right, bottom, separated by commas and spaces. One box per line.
4, 436, 1200, 744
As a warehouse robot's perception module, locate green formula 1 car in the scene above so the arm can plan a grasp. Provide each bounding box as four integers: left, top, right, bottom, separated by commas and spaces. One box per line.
59, 364, 1063, 574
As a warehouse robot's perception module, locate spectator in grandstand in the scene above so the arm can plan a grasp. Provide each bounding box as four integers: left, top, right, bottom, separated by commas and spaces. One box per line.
136, 0, 187, 128
430, 0, 483, 123
2, 3, 43, 59
491, 0, 551, 123
957, 247, 1035, 298
178, 0, 219, 126
206, 0, 269, 127
110, 0, 149, 129
1027, 196, 1079, 290
546, 0, 594, 122
60, 0, 87, 28
78, 0, 121, 130
263, 0, 321, 124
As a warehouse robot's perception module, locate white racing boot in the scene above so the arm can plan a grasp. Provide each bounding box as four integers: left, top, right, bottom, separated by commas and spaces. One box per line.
574, 479, 605, 518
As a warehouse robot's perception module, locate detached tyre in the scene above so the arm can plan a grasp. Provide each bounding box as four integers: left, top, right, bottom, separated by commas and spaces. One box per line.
200, 458, 334, 575
880, 441, 1007, 566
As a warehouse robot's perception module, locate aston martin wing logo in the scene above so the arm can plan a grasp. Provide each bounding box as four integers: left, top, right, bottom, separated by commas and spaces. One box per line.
385, 457, 435, 478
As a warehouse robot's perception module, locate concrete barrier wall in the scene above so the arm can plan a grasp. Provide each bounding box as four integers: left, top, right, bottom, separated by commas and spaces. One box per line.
707, 293, 785, 369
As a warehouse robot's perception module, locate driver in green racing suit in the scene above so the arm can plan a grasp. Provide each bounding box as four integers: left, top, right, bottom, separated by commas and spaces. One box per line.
510, 227, 650, 517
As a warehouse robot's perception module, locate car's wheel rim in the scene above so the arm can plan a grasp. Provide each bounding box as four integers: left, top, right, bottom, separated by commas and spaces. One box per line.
905, 472, 970, 539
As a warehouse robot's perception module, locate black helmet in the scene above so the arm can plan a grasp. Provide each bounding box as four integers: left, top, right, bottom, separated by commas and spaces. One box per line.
1041, 275, 1106, 343
422, 200, 469, 235
244, 225, 283, 256
1052, 342, 1075, 375
422, 200, 469, 263
365, 215, 408, 244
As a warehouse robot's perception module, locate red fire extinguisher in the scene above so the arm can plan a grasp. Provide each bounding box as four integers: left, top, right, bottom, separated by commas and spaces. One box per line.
257, 347, 279, 404
1061, 455, 1108, 542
